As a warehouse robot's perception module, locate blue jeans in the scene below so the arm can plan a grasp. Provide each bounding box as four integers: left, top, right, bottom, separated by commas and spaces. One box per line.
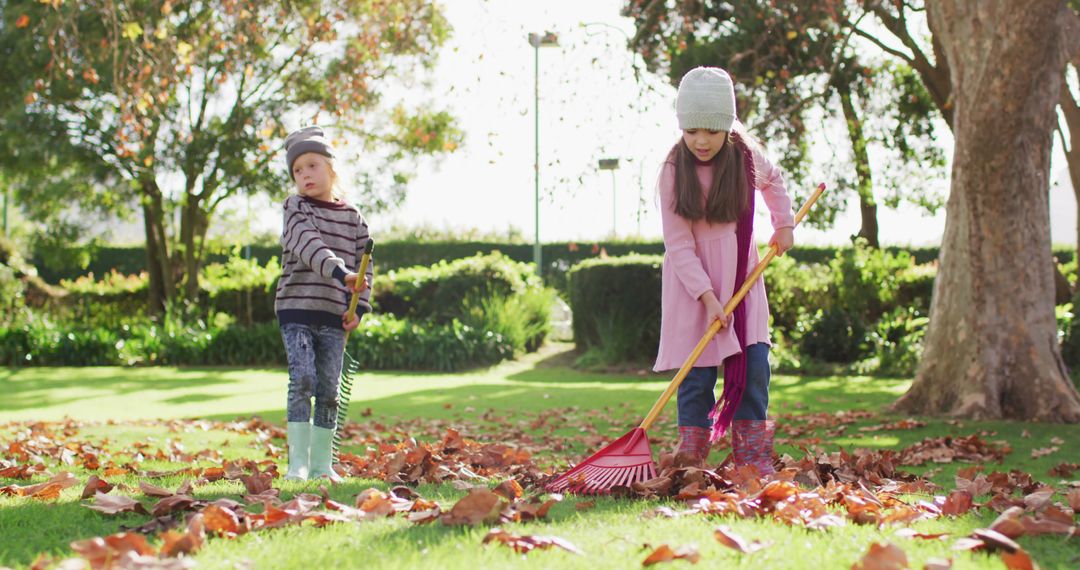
677, 342, 771, 427
281, 323, 346, 429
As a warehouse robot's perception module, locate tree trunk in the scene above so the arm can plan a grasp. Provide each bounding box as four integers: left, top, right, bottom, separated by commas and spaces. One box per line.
179, 194, 208, 302
836, 82, 879, 248
1062, 81, 1080, 276
894, 0, 1080, 422
141, 177, 173, 314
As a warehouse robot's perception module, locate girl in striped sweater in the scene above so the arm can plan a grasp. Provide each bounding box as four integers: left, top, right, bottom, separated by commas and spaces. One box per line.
275, 126, 373, 482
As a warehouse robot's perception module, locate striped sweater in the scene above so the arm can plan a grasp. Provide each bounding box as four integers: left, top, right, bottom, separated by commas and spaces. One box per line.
275, 195, 374, 328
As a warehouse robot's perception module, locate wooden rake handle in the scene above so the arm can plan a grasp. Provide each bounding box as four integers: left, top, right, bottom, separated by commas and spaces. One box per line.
344, 238, 375, 342
638, 183, 827, 431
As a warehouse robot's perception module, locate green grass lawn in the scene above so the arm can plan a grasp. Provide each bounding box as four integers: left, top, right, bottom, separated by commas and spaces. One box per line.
2, 344, 1078, 569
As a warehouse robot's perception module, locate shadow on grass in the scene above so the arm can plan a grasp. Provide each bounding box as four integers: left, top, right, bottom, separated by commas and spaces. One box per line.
0, 368, 244, 413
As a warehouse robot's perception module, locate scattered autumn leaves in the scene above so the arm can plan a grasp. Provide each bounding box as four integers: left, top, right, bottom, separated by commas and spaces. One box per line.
1, 411, 1078, 569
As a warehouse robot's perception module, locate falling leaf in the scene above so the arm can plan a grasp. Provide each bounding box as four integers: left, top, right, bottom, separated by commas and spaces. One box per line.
15, 14, 29, 28
575, 501, 596, 511
852, 542, 908, 570
642, 544, 700, 566
713, 525, 768, 553
85, 492, 149, 516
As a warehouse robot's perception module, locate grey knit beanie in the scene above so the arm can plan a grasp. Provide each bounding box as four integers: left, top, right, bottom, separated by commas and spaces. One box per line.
675, 67, 737, 131
284, 126, 335, 178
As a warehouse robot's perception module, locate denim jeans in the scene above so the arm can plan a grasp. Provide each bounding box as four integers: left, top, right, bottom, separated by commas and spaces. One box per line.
280, 323, 346, 429
676, 342, 771, 427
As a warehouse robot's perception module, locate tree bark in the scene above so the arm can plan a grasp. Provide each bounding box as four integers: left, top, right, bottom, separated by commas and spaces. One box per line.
894, 0, 1080, 422
141, 176, 173, 314
179, 193, 208, 302
836, 81, 879, 248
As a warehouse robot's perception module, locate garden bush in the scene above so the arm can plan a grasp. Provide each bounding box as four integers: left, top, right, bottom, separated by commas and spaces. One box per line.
0, 312, 516, 371
568, 254, 663, 365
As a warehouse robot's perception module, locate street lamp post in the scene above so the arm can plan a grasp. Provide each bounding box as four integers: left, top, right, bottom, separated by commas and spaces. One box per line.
598, 158, 619, 237
528, 31, 558, 278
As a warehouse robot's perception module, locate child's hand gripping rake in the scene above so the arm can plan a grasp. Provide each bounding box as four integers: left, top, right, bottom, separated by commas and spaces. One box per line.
545, 183, 827, 495
332, 238, 374, 462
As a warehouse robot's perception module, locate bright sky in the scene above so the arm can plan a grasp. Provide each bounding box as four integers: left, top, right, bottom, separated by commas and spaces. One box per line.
226, 0, 1077, 248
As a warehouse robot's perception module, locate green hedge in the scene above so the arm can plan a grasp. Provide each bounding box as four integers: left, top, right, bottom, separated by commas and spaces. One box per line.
568, 254, 663, 364
566, 245, 939, 374
0, 315, 515, 371
36, 239, 1040, 293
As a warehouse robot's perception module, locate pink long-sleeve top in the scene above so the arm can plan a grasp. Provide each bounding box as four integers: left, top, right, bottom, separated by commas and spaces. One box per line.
654, 145, 795, 372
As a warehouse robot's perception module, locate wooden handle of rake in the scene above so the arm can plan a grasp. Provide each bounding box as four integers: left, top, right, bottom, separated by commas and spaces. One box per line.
638, 183, 827, 432
344, 238, 374, 342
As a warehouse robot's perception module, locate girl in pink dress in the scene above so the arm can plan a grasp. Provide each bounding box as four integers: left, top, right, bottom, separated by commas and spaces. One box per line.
655, 67, 795, 474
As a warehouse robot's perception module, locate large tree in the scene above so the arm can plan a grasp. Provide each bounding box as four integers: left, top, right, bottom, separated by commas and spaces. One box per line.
623, 0, 947, 246
6, 0, 461, 310
893, 0, 1080, 421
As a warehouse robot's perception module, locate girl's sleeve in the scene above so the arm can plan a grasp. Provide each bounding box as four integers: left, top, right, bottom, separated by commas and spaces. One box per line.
280, 195, 348, 283
659, 161, 713, 300
752, 147, 796, 229
353, 213, 374, 313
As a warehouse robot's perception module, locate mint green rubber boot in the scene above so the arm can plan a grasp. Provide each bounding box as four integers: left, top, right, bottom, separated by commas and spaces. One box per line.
308, 426, 343, 483
284, 422, 311, 481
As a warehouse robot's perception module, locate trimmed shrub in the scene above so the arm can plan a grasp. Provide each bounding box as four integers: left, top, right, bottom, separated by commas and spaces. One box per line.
568, 254, 662, 364
797, 308, 867, 363
0, 314, 516, 371
375, 252, 540, 321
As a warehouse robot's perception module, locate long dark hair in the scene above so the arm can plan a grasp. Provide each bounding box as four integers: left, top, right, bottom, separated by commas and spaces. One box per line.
667, 130, 753, 223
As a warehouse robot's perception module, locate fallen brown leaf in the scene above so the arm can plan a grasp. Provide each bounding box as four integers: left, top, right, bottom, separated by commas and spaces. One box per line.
492, 479, 523, 500
482, 528, 583, 555
989, 507, 1026, 539
642, 544, 700, 566
441, 488, 504, 526
939, 491, 974, 516
138, 481, 174, 498
69, 532, 156, 568
851, 542, 908, 570
1067, 489, 1080, 511
80, 475, 114, 500
85, 492, 149, 516
159, 513, 206, 558
201, 504, 241, 537
151, 494, 197, 517
713, 525, 767, 553
1000, 548, 1037, 570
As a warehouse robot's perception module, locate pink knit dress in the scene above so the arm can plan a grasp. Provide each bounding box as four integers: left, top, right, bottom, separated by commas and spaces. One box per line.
654, 146, 795, 372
